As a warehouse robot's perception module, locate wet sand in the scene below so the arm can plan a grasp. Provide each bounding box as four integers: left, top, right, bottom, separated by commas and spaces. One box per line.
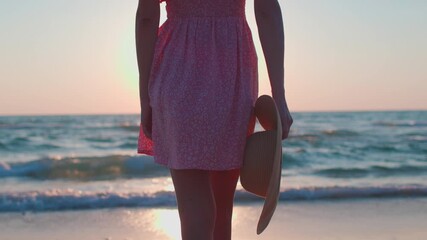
0, 198, 426, 240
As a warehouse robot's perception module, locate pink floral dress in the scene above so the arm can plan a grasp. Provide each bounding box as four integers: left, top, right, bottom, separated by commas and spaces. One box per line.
138, 0, 258, 170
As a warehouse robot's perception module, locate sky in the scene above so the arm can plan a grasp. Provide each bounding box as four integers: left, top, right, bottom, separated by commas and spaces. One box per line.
0, 0, 426, 115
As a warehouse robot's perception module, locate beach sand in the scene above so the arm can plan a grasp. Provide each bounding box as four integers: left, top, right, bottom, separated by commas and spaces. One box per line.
1, 198, 426, 240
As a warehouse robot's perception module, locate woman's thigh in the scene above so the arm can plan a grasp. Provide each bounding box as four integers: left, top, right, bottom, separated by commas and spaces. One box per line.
169, 169, 216, 222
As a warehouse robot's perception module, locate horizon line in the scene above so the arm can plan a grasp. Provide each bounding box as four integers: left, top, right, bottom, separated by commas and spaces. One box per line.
1, 108, 426, 117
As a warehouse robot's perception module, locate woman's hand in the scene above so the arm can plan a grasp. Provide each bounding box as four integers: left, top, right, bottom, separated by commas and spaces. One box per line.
141, 101, 153, 140
274, 97, 293, 140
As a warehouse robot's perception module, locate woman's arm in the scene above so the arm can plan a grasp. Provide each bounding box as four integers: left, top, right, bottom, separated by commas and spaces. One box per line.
135, 0, 160, 138
254, 0, 293, 139
136, 0, 160, 110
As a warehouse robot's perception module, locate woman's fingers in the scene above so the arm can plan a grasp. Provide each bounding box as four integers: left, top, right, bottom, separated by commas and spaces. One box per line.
275, 99, 293, 140
281, 113, 293, 140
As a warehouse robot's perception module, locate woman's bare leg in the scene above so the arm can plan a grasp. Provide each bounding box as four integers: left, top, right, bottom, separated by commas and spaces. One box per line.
211, 168, 240, 240
170, 169, 216, 240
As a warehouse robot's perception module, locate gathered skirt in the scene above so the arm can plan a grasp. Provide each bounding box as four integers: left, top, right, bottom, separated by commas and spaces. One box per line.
138, 15, 258, 170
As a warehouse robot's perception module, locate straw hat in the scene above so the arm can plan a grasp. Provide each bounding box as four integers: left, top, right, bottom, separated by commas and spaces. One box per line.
240, 95, 283, 235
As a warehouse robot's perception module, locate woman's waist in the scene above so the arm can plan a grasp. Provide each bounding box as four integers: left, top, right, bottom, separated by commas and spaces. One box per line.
166, 14, 247, 21
165, 3, 246, 19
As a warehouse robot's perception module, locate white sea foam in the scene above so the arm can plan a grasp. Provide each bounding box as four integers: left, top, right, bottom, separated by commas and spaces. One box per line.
1, 185, 427, 212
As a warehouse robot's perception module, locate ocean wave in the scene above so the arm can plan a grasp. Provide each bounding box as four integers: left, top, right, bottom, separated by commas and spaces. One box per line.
321, 129, 359, 137
289, 133, 319, 142
10, 155, 426, 182
0, 153, 304, 180
0, 123, 36, 129
282, 154, 306, 167
1, 137, 62, 151
289, 129, 359, 142
0, 190, 177, 212
408, 143, 427, 154
373, 121, 427, 127
0, 122, 66, 130
0, 142, 7, 150
0, 117, 140, 131
277, 185, 427, 201
9, 137, 30, 145
119, 125, 140, 132
313, 167, 368, 178
1, 185, 427, 212
84, 137, 114, 143
118, 142, 138, 149
313, 164, 427, 178
402, 134, 427, 142
0, 155, 168, 180
358, 144, 399, 152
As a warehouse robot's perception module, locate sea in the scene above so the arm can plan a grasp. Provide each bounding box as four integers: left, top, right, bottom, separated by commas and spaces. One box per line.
0, 111, 426, 212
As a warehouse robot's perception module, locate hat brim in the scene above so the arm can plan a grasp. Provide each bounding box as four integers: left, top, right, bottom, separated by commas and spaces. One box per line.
240, 95, 283, 235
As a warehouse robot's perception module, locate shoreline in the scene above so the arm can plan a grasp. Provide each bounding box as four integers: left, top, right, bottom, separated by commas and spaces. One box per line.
0, 198, 426, 240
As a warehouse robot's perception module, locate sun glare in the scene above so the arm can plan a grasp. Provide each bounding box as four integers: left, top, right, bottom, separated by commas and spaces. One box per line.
154, 209, 182, 240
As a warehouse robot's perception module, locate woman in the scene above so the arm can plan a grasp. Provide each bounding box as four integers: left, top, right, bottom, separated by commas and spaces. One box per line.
135, 0, 293, 239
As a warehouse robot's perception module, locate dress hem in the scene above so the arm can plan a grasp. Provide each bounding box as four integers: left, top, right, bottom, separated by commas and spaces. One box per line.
136, 152, 243, 171
155, 160, 243, 171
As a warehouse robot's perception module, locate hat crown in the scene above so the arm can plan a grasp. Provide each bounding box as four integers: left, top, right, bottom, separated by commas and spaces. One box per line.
240, 130, 277, 197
